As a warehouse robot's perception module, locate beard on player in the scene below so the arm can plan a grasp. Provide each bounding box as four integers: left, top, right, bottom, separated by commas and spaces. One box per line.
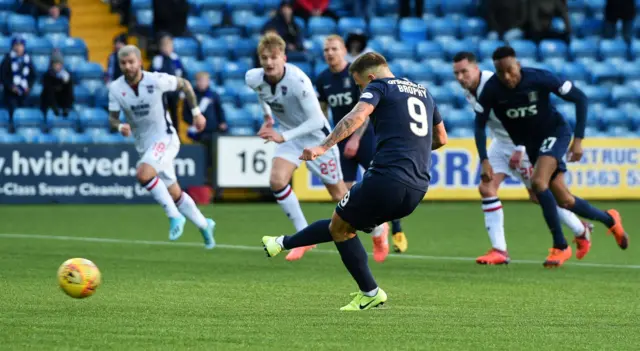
119, 54, 142, 84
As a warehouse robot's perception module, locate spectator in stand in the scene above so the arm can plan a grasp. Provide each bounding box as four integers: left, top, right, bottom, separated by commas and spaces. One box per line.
399, 0, 424, 18
150, 33, 186, 128
0, 36, 36, 116
20, 0, 70, 18
603, 0, 637, 43
263, 1, 305, 53
344, 32, 373, 62
293, 0, 339, 21
484, 0, 528, 40
526, 0, 572, 43
153, 0, 188, 37
106, 33, 127, 83
41, 50, 73, 117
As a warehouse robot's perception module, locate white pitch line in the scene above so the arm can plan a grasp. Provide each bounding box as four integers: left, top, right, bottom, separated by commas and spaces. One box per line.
1, 233, 639, 270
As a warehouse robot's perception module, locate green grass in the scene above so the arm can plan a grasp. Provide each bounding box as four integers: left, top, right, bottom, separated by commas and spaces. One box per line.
0, 201, 639, 350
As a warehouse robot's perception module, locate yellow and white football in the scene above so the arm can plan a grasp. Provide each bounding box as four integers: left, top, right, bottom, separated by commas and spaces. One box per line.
57, 258, 101, 299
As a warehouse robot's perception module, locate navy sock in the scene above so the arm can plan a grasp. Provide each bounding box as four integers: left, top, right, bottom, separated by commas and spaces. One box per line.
536, 189, 567, 249
335, 236, 378, 292
571, 197, 615, 228
391, 220, 402, 234
282, 219, 333, 250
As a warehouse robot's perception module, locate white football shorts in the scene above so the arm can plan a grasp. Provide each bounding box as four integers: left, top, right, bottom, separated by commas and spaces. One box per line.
137, 133, 181, 187
488, 139, 533, 188
274, 136, 343, 185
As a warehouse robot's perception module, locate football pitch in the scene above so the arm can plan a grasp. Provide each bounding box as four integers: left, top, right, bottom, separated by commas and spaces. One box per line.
1, 201, 639, 350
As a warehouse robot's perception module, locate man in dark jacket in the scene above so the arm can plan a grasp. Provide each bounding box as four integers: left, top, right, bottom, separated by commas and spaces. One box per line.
41, 50, 73, 117
106, 33, 127, 83
603, 0, 637, 43
22, 0, 70, 18
150, 33, 185, 129
153, 0, 188, 37
262, 1, 305, 53
0, 36, 36, 116
184, 71, 227, 139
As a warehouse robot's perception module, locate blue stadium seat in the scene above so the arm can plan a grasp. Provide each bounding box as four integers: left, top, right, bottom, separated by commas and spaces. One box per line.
131, 0, 152, 10
428, 86, 456, 105
556, 103, 576, 128
621, 103, 640, 130
246, 15, 267, 35
570, 37, 598, 59
606, 126, 636, 137
212, 85, 238, 104
387, 41, 415, 60
74, 62, 103, 80
15, 127, 43, 142
201, 38, 227, 58
23, 83, 41, 106
37, 16, 68, 35
46, 110, 78, 129
223, 104, 254, 128
542, 57, 565, 73
308, 17, 336, 36
79, 108, 110, 129
386, 61, 404, 77
32, 55, 49, 78
232, 38, 257, 58
479, 39, 503, 60
191, 0, 226, 11
447, 109, 474, 130
28, 36, 53, 55
73, 85, 92, 106
59, 37, 87, 57
220, 61, 250, 81
441, 0, 473, 14
599, 39, 628, 60
611, 85, 640, 105
509, 39, 538, 59
13, 108, 44, 128
399, 18, 428, 42
581, 85, 611, 104
187, 16, 211, 35
184, 60, 214, 79
416, 41, 445, 60
303, 38, 322, 57
459, 17, 487, 38
237, 85, 258, 105
448, 128, 474, 138
295, 61, 313, 78
80, 79, 104, 95
94, 87, 109, 109
621, 61, 640, 81
444, 39, 478, 60
376, 0, 398, 15
58, 130, 92, 144
539, 39, 568, 59
173, 37, 199, 57
599, 108, 628, 130
135, 9, 153, 35
578, 18, 602, 37
561, 62, 590, 81
0, 36, 11, 55
8, 14, 36, 33
631, 40, 640, 60
83, 127, 111, 140
589, 62, 620, 84
0, 108, 8, 128
0, 132, 25, 143
201, 10, 223, 27
405, 64, 435, 82
338, 17, 366, 36
369, 17, 397, 37
427, 17, 457, 38
231, 10, 255, 28
584, 126, 607, 137
243, 103, 262, 123
63, 55, 86, 70
313, 62, 328, 77
228, 126, 255, 136
568, 0, 586, 14
226, 0, 259, 11
0, 0, 16, 11
585, 0, 606, 14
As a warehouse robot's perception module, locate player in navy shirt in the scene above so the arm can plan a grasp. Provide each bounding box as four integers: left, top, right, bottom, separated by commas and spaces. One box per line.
475, 46, 628, 267
316, 35, 408, 258
262, 52, 447, 310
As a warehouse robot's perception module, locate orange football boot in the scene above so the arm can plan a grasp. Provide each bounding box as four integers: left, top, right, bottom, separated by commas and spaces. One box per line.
606, 209, 629, 250
372, 223, 389, 263
543, 247, 572, 268
574, 221, 594, 260
476, 249, 510, 265
285, 245, 316, 261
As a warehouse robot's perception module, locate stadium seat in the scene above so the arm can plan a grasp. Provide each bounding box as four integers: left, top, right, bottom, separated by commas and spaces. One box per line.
338, 17, 367, 36
448, 128, 474, 138
15, 127, 42, 142
0, 108, 8, 128
399, 18, 428, 42
187, 16, 211, 35
611, 85, 640, 105
0, 36, 11, 55
94, 87, 109, 109
447, 109, 474, 130
459, 17, 487, 38
74, 62, 103, 81
427, 17, 457, 38
8, 14, 36, 33
295, 61, 313, 78
73, 85, 92, 106
561, 62, 590, 81
201, 10, 223, 27
621, 60, 640, 81
223, 104, 254, 128
416, 41, 445, 60
28, 36, 53, 55
308, 17, 336, 36
212, 85, 238, 105
46, 110, 78, 129
621, 103, 640, 130
201, 38, 227, 58
405, 64, 435, 82
0, 0, 16, 11
237, 85, 258, 105
376, 0, 398, 15
428, 86, 456, 105
63, 55, 86, 71
369, 17, 397, 37
442, 0, 473, 14
599, 108, 628, 130
231, 38, 257, 59
585, 0, 606, 14
386, 41, 415, 60
191, 0, 226, 11
220, 61, 250, 81
578, 18, 602, 37
83, 127, 110, 140
184, 60, 214, 79
226, 0, 259, 11
13, 108, 44, 128
80, 79, 104, 95
479, 39, 504, 60
584, 126, 607, 137
131, 0, 152, 10
568, 0, 587, 14
37, 16, 68, 35
0, 133, 26, 143
58, 37, 87, 57
581, 85, 611, 104
243, 103, 262, 123
79, 108, 110, 129
313, 62, 328, 77
303, 38, 323, 57
542, 57, 565, 73
589, 62, 620, 84
444, 39, 478, 60
386, 61, 404, 77
509, 40, 538, 60
230, 10, 254, 28
173, 37, 199, 57
539, 39, 568, 59
570, 37, 599, 60
599, 39, 628, 60
228, 126, 255, 136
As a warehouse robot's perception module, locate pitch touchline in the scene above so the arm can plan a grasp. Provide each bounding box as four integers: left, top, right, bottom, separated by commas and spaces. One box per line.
1, 233, 639, 270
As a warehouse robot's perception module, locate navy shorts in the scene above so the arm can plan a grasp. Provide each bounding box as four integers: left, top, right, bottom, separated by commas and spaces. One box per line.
527, 124, 571, 176
335, 171, 426, 233
338, 127, 376, 182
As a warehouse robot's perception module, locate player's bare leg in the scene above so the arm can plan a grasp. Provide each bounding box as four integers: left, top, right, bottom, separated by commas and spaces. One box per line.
137, 163, 186, 241
167, 183, 216, 249
531, 156, 572, 267
549, 173, 628, 251
270, 157, 312, 260
329, 181, 389, 263
476, 172, 510, 265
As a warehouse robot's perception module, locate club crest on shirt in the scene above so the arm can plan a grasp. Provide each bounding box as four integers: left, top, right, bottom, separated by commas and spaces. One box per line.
528, 91, 538, 102
281, 86, 288, 96
146, 85, 154, 94
344, 78, 351, 88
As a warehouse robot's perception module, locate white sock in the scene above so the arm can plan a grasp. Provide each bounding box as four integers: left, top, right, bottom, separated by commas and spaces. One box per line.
145, 176, 181, 218
482, 197, 507, 251
273, 185, 308, 231
557, 207, 586, 237
370, 223, 386, 238
363, 287, 379, 297
176, 192, 209, 229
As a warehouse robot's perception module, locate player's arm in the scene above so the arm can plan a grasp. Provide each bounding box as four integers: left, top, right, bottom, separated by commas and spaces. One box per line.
431, 105, 447, 150
319, 101, 329, 119
554, 81, 588, 140
320, 101, 372, 150
175, 77, 200, 114
107, 89, 130, 136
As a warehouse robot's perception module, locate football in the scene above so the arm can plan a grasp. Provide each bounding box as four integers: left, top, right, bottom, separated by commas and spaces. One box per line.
57, 258, 101, 299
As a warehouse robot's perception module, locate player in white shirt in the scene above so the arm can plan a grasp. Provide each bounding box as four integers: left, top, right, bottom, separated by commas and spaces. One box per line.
452, 51, 592, 265
108, 45, 215, 249
246, 33, 390, 262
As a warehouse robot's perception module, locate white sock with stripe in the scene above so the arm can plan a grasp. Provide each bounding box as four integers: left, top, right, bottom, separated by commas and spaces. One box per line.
144, 176, 181, 218
482, 197, 507, 252
370, 224, 386, 238
176, 192, 208, 229
274, 185, 308, 231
